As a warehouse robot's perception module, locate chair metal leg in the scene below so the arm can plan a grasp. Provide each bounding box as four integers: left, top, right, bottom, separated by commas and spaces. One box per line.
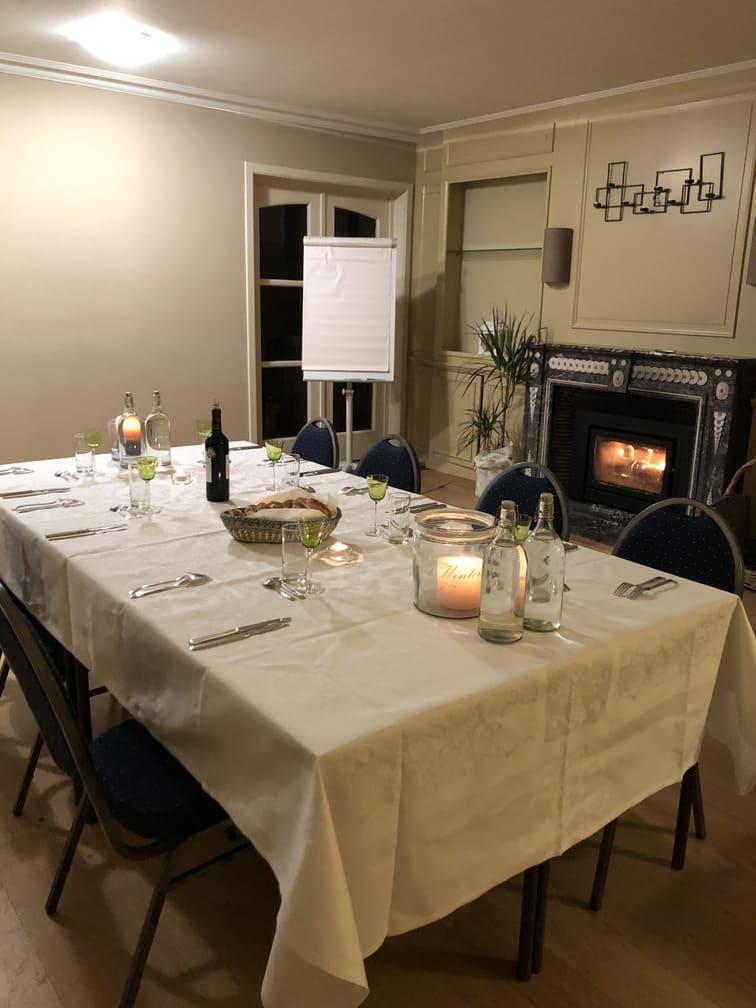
0, 653, 8, 698
13, 732, 43, 817
118, 856, 173, 1008
672, 769, 694, 870
517, 866, 538, 981
532, 861, 551, 974
590, 819, 618, 911
46, 796, 89, 916
690, 763, 706, 840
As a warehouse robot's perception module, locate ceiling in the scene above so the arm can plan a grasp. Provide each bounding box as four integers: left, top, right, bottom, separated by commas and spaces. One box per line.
2, 1, 755, 136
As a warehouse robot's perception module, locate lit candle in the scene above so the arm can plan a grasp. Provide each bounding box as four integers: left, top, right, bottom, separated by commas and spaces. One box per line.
122, 415, 142, 455
436, 555, 483, 612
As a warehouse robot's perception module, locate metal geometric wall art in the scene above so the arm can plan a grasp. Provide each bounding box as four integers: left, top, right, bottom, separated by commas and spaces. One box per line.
593, 152, 724, 221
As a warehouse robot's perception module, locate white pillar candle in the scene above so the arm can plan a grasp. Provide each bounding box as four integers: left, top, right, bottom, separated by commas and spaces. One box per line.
436, 555, 482, 611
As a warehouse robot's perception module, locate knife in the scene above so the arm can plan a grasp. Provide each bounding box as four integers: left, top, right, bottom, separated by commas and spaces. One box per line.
1, 487, 72, 500
189, 617, 291, 651
229, 445, 260, 452
300, 467, 339, 476
410, 502, 446, 514
46, 524, 128, 541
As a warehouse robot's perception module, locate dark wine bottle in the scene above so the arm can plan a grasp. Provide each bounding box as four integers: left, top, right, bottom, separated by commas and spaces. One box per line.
205, 400, 230, 502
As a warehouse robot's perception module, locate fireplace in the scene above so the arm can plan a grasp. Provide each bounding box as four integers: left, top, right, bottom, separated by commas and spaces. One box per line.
522, 345, 756, 543
565, 399, 696, 514
592, 435, 668, 498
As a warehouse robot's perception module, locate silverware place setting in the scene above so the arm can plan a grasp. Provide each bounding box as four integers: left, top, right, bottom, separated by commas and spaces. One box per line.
339, 486, 369, 496
54, 470, 80, 481
0, 466, 34, 476
262, 576, 306, 601
613, 575, 677, 600
46, 523, 128, 541
188, 616, 291, 651
0, 487, 73, 500
300, 467, 339, 477
12, 498, 85, 513
410, 501, 447, 514
129, 572, 212, 599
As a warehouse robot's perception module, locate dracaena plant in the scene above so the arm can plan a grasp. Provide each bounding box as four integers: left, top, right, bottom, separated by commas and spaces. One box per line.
457, 306, 541, 455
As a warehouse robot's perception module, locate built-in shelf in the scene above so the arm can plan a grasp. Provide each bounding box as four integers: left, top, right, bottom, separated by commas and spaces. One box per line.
447, 244, 543, 254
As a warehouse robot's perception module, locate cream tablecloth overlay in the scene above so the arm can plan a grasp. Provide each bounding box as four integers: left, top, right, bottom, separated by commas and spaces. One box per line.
0, 444, 754, 1008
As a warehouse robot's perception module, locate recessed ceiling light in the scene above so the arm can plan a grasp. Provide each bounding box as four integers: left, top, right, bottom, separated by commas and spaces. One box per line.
58, 10, 179, 69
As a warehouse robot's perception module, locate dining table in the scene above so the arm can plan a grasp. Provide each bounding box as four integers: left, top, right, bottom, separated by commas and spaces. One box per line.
0, 442, 754, 1008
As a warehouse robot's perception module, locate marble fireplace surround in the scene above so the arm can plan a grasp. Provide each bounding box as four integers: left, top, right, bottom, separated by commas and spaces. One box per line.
522, 344, 756, 540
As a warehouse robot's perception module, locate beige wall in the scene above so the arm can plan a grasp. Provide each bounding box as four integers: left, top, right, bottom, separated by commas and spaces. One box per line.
0, 74, 414, 463
409, 67, 756, 471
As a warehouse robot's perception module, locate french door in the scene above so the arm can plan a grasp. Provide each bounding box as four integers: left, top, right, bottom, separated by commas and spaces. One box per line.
252, 179, 391, 458
254, 181, 323, 444
324, 194, 390, 458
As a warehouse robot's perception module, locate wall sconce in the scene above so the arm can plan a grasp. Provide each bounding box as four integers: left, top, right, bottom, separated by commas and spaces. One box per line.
542, 227, 573, 285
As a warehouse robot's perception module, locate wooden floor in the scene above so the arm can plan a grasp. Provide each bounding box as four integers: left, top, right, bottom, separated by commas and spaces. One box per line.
0, 470, 753, 1008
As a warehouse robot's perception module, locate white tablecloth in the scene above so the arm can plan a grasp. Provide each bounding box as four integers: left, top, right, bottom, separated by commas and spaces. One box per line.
1, 444, 754, 1008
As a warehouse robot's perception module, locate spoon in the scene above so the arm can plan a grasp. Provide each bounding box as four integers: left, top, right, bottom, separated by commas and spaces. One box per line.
129, 572, 211, 599
262, 576, 304, 601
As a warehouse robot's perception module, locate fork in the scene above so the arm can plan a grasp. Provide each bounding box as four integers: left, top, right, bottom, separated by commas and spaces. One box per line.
613, 575, 677, 599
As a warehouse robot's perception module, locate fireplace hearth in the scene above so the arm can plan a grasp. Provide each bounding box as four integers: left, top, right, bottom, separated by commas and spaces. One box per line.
523, 345, 755, 544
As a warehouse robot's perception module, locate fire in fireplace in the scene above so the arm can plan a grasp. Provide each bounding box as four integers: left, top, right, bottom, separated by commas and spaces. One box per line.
592, 433, 668, 497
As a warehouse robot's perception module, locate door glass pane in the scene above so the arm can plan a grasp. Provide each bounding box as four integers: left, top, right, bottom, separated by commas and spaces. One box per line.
334, 207, 377, 238
259, 204, 307, 280
333, 382, 373, 433
262, 367, 308, 439
333, 207, 376, 430
260, 286, 302, 361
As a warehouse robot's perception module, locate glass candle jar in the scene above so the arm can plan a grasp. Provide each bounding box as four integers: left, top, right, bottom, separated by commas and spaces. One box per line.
413, 509, 498, 618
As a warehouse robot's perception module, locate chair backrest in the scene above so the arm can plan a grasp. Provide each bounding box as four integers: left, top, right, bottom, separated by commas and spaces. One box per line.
613, 497, 744, 595
356, 434, 421, 493
476, 462, 570, 539
292, 417, 340, 469
0, 584, 161, 857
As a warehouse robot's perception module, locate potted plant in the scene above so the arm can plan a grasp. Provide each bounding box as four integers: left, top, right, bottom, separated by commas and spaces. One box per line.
458, 306, 541, 497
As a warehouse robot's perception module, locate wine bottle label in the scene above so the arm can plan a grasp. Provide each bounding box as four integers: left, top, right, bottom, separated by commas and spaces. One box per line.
205, 450, 213, 483
226, 457, 230, 479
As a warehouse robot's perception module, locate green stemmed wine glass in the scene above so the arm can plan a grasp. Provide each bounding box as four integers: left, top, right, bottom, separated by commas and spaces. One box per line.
365, 474, 389, 537
265, 439, 284, 490
134, 455, 160, 515
196, 418, 212, 464
85, 428, 101, 480
297, 517, 328, 595
514, 514, 532, 544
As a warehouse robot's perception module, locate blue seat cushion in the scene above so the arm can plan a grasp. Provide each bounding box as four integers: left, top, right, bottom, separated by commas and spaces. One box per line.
90, 720, 226, 841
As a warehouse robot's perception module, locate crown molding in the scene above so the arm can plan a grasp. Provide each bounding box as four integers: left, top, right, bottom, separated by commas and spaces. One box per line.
420, 59, 756, 134
0, 50, 418, 145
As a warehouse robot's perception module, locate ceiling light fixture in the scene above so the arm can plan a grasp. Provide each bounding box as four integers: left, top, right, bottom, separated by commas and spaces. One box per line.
58, 10, 179, 69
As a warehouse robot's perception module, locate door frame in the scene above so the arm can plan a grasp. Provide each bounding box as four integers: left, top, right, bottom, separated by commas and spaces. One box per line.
244, 162, 413, 449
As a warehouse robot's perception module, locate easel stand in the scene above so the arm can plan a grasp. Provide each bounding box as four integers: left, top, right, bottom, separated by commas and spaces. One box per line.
341, 382, 357, 473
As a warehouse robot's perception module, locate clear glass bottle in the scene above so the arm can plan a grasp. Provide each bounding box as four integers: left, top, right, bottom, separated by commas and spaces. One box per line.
478, 500, 527, 644
116, 393, 143, 469
145, 390, 172, 468
523, 492, 565, 632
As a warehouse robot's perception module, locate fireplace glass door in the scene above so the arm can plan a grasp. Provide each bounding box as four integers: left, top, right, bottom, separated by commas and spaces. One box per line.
587, 427, 674, 509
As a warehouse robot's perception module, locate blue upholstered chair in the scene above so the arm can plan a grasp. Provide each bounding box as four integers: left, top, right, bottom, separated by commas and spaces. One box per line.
476, 462, 570, 539
0, 583, 248, 1008
292, 417, 339, 469
356, 434, 421, 493
590, 498, 745, 913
